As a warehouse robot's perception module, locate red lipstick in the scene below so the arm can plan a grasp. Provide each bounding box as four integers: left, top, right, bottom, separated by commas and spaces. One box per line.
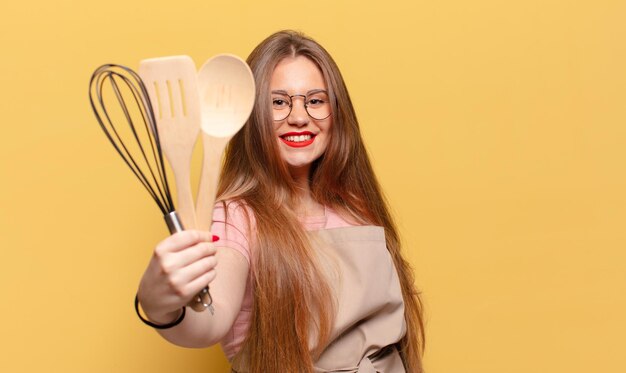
279, 131, 316, 148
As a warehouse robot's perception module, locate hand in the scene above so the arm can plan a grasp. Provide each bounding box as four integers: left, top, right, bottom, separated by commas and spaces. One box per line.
137, 231, 218, 324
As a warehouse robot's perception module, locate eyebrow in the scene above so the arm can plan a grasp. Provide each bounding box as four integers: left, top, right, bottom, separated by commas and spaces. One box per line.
271, 89, 328, 95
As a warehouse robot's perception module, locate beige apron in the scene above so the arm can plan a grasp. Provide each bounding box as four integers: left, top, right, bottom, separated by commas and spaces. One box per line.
231, 226, 407, 373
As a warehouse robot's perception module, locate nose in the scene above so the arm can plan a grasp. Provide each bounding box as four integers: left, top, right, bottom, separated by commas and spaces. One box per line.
287, 95, 309, 127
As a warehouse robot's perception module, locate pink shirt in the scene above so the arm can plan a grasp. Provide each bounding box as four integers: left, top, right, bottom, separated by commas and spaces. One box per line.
211, 202, 355, 359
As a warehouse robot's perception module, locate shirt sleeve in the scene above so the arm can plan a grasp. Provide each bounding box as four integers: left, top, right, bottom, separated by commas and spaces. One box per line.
210, 201, 254, 264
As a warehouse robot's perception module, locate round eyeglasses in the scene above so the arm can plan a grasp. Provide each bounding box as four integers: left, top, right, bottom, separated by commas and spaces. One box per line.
272, 90, 332, 121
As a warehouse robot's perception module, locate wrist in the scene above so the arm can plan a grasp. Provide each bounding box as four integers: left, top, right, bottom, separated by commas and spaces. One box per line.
134, 295, 186, 329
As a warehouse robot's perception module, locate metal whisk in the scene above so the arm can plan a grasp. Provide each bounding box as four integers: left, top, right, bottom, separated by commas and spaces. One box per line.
88, 64, 213, 313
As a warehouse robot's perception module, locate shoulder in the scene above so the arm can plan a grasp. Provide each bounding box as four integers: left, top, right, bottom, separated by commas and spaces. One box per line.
213, 200, 256, 228
211, 199, 257, 264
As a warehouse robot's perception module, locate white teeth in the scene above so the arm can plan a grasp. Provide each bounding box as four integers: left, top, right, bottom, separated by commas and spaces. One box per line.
284, 134, 312, 142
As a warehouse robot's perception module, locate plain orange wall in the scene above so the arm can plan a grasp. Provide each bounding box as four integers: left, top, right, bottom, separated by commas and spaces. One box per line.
1, 0, 625, 372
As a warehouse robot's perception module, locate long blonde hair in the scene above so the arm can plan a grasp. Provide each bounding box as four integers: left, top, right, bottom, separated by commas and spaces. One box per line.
217, 30, 425, 372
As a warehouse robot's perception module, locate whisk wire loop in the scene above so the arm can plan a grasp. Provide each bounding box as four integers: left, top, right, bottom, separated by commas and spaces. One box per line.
107, 71, 172, 211
88, 64, 175, 215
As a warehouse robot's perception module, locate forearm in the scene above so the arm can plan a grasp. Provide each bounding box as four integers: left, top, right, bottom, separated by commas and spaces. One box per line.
153, 300, 233, 348
139, 246, 249, 348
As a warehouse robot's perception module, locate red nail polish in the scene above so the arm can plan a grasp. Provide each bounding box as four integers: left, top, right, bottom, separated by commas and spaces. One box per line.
212, 235, 220, 242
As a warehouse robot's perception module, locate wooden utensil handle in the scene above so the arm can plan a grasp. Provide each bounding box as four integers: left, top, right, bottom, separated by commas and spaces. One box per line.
172, 163, 198, 230
196, 134, 230, 232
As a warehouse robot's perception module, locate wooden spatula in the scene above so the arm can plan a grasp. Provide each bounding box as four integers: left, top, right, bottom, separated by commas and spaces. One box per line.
140, 55, 216, 313
139, 56, 201, 230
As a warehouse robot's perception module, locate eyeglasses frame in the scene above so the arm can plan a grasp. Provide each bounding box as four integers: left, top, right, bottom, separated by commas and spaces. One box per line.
271, 91, 332, 121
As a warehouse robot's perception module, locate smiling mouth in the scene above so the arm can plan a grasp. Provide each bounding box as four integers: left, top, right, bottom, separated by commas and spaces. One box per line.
279, 132, 316, 147
283, 134, 312, 142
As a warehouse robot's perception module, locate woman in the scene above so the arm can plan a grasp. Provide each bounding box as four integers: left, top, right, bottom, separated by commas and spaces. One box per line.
137, 30, 425, 372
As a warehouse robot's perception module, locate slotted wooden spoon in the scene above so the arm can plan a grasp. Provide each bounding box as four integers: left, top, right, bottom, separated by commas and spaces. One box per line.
195, 54, 256, 232
139, 55, 200, 230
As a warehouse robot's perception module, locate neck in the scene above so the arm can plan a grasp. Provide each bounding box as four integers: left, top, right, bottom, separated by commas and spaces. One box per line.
289, 165, 324, 217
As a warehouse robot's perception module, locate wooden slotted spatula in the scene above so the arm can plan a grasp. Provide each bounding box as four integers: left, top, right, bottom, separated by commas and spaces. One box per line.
195, 54, 256, 232
139, 56, 200, 230
139, 56, 213, 313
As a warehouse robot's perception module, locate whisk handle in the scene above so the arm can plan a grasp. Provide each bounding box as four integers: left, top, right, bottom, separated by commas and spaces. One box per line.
164, 211, 185, 234
163, 211, 215, 314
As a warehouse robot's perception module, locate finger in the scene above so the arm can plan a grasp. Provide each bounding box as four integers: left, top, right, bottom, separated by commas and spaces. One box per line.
177, 254, 218, 285
152, 243, 215, 285
173, 241, 217, 268
186, 269, 217, 298
155, 230, 213, 255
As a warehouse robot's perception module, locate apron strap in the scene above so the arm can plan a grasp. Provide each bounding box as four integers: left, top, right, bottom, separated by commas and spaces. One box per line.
356, 357, 378, 373
356, 344, 398, 373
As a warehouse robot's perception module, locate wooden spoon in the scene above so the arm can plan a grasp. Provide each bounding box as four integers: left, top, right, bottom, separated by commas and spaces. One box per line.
195, 54, 256, 232
138, 55, 200, 229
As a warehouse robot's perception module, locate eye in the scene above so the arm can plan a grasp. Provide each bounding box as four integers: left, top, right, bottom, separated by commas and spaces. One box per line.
306, 92, 329, 108
307, 98, 327, 108
272, 98, 289, 109
272, 98, 290, 109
